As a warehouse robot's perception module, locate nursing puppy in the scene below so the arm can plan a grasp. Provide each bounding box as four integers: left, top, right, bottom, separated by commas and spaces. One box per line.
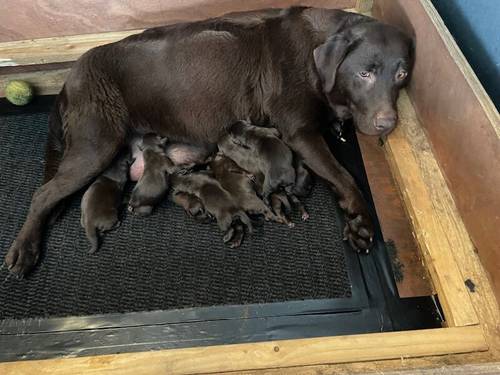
128, 134, 176, 216
80, 151, 130, 253
210, 152, 278, 222
171, 191, 210, 222
219, 120, 295, 201
170, 171, 252, 248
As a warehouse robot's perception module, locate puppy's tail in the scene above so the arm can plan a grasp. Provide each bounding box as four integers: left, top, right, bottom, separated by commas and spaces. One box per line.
235, 211, 253, 234
85, 225, 100, 254
43, 92, 65, 183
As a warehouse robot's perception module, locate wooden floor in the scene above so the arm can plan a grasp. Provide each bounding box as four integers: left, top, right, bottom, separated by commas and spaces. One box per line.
358, 135, 433, 298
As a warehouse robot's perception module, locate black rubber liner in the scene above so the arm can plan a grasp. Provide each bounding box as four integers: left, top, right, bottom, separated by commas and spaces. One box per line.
0, 97, 443, 362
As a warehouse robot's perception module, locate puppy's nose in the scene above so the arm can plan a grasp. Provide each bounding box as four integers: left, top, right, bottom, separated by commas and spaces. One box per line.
374, 111, 397, 131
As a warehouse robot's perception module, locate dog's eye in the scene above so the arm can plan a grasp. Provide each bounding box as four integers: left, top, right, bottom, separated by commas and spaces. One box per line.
359, 71, 371, 78
396, 70, 408, 81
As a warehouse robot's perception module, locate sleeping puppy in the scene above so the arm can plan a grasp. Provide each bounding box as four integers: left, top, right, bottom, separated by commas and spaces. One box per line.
210, 152, 278, 222
81, 151, 130, 253
170, 191, 211, 223
128, 134, 177, 216
170, 171, 252, 248
252, 158, 313, 227
218, 120, 295, 202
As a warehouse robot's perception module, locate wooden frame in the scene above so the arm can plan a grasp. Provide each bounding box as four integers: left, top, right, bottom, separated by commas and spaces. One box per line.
1, 0, 499, 373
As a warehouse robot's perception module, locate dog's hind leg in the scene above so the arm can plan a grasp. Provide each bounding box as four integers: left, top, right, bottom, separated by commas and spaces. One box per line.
5, 113, 126, 276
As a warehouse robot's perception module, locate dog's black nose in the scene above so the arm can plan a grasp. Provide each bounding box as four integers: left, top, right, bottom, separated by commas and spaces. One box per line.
374, 111, 397, 131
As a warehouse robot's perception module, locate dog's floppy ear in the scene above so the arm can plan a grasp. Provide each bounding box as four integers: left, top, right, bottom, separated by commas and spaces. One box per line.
313, 31, 357, 93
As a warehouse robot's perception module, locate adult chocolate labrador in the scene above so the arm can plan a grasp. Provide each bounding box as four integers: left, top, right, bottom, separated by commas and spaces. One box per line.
5, 7, 413, 275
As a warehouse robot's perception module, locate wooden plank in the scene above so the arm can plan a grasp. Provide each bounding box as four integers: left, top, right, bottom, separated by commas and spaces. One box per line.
373, 0, 500, 304
0, 68, 69, 96
384, 91, 478, 327
352, 363, 500, 375
0, 326, 487, 375
355, 0, 373, 14
0, 0, 357, 43
0, 30, 144, 67
357, 135, 433, 297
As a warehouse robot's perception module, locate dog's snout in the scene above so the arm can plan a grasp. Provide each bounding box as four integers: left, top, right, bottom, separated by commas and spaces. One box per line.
374, 111, 397, 131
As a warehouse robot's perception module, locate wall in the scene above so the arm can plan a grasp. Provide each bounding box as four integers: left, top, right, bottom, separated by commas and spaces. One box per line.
0, 0, 355, 42
432, 0, 500, 110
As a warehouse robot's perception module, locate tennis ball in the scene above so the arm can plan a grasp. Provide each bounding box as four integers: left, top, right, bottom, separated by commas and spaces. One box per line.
5, 80, 34, 106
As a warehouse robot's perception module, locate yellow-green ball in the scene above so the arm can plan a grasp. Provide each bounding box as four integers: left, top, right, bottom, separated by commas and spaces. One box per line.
5, 80, 34, 106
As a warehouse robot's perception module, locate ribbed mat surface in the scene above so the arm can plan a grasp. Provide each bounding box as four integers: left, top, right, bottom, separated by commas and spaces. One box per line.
0, 111, 351, 319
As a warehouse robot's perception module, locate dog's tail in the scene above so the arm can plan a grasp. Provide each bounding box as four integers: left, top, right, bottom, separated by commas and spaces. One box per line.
235, 211, 253, 234
43, 93, 65, 184
85, 224, 100, 254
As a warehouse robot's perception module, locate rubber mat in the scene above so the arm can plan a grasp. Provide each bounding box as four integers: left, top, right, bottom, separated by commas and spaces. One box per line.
0, 111, 352, 319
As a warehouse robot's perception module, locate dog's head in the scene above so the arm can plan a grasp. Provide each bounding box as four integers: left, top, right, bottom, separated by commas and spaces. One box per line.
314, 20, 414, 136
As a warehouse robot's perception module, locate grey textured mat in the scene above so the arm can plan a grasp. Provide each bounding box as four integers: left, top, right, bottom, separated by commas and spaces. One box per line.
0, 112, 351, 319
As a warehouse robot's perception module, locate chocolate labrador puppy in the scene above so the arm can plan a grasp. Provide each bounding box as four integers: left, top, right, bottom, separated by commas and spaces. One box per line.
80, 151, 130, 253
6, 7, 413, 275
170, 171, 253, 247
128, 134, 176, 216
210, 152, 278, 222
221, 120, 296, 202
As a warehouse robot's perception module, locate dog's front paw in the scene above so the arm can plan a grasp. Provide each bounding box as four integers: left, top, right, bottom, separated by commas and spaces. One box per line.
343, 214, 374, 253
5, 238, 40, 277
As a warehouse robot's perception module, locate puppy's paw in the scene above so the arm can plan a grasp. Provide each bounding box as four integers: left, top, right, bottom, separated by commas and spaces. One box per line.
223, 225, 245, 248
343, 214, 374, 253
5, 238, 40, 277
134, 206, 153, 217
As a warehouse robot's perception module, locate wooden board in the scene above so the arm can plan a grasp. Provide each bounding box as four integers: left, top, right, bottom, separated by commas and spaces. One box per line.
373, 0, 500, 305
0, 30, 144, 67
0, 0, 355, 43
357, 135, 433, 297
0, 326, 487, 375
384, 91, 478, 327
0, 67, 69, 96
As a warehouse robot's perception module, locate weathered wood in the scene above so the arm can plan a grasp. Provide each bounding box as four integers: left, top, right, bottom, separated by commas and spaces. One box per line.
373, 0, 500, 305
0, 68, 69, 96
384, 91, 479, 327
0, 30, 144, 67
357, 135, 433, 297
0, 326, 487, 375
355, 0, 373, 14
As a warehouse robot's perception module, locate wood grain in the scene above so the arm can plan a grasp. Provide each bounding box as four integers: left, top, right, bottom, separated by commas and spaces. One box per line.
0, 67, 69, 96
357, 135, 432, 297
0, 0, 356, 43
0, 30, 144, 67
373, 0, 500, 305
0, 326, 487, 375
384, 91, 478, 327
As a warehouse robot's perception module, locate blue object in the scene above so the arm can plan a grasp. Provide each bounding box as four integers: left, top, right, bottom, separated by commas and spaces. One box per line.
432, 0, 500, 110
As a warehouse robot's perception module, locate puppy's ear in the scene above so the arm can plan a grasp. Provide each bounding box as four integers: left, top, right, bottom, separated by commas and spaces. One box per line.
313, 31, 358, 93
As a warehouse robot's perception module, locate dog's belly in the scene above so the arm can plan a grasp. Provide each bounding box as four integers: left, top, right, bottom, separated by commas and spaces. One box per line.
129, 143, 214, 181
